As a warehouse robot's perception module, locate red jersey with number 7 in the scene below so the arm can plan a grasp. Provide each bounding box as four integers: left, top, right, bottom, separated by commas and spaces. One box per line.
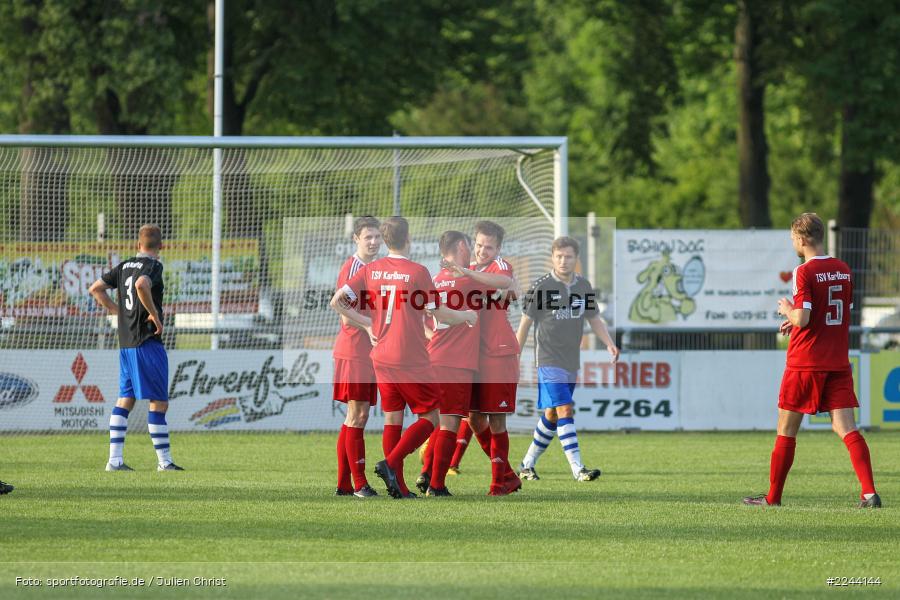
786, 256, 853, 371
343, 255, 438, 369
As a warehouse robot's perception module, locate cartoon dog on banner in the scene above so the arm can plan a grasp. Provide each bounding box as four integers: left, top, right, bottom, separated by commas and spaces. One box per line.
628, 252, 703, 324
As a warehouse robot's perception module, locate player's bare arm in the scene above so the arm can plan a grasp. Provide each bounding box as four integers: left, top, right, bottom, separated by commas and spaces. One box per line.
779, 320, 793, 336
777, 296, 810, 328
135, 275, 163, 335
432, 305, 477, 327
442, 258, 512, 289
516, 314, 533, 352
588, 316, 619, 363
89, 279, 119, 316
330, 288, 376, 344
340, 314, 370, 331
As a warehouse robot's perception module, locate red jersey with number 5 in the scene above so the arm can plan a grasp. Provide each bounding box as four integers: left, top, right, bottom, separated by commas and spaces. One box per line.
786, 256, 853, 371
343, 255, 438, 369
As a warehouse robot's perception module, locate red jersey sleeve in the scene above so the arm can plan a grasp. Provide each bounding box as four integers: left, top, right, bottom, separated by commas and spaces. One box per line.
343, 263, 368, 302
792, 264, 812, 311
419, 268, 439, 310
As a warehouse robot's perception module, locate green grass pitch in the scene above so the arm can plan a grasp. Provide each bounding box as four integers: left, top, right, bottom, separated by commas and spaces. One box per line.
1, 431, 897, 598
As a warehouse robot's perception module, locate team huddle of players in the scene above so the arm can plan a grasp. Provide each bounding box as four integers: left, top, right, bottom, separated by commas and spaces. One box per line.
329, 217, 530, 498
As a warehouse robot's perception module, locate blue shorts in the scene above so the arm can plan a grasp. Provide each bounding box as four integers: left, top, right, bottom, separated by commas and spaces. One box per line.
119, 338, 169, 401
537, 366, 577, 409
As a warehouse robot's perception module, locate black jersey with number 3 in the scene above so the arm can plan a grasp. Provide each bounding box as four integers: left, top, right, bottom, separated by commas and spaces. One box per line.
101, 255, 164, 348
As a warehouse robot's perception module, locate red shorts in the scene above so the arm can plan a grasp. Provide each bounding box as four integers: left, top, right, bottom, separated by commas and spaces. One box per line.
374, 364, 441, 415
778, 367, 858, 415
472, 354, 518, 414
333, 358, 377, 405
433, 365, 475, 417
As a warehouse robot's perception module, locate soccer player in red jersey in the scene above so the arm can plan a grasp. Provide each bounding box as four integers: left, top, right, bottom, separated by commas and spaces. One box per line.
444, 220, 521, 495
744, 213, 881, 508
331, 217, 477, 499
332, 216, 382, 498
415, 231, 481, 496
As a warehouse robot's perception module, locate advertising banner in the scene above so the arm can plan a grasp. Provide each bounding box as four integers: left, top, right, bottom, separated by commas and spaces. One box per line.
0, 239, 258, 317
516, 351, 679, 430
0, 349, 887, 433
869, 352, 900, 429
616, 230, 798, 329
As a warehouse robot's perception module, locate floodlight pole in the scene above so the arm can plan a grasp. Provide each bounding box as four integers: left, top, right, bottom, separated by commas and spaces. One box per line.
211, 0, 224, 349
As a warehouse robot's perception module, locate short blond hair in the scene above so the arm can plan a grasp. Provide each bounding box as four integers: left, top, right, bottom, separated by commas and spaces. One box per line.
139, 224, 162, 250
791, 213, 825, 245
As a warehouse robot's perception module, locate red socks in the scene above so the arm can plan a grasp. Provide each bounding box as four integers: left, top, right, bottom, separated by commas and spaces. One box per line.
474, 426, 492, 458
387, 419, 435, 495
766, 435, 796, 505
490, 430, 511, 486
345, 426, 368, 491
843, 430, 876, 497
383, 424, 402, 457
429, 429, 457, 490
388, 419, 435, 467
421, 428, 439, 475
336, 425, 351, 492
449, 420, 473, 468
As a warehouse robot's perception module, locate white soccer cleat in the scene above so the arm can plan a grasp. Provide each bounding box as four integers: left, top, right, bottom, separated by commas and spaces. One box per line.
105, 462, 134, 472
574, 467, 601, 481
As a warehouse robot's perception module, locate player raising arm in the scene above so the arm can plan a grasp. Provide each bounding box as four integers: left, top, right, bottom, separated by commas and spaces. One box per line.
89, 224, 183, 473
330, 217, 476, 499
516, 236, 618, 481
743, 213, 880, 508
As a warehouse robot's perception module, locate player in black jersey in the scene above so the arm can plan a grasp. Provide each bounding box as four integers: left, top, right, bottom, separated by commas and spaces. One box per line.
516, 236, 618, 482
89, 224, 183, 472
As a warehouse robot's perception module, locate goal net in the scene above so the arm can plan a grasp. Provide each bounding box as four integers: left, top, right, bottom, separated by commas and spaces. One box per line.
0, 138, 564, 433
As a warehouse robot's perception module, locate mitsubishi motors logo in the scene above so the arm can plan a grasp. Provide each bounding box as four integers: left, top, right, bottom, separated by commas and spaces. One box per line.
54, 353, 104, 403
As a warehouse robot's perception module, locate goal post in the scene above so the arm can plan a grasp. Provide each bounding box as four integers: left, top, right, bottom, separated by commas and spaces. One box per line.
0, 135, 568, 433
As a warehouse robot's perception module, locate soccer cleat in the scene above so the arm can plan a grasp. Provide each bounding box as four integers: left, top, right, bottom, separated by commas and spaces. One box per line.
519, 466, 540, 481
858, 493, 882, 508
742, 494, 780, 506
374, 460, 402, 499
415, 471, 431, 494
488, 484, 511, 496
402, 491, 419, 499
575, 467, 601, 482
502, 471, 522, 494
334, 487, 354, 496
426, 486, 452, 497
105, 462, 134, 472
157, 462, 185, 472
353, 484, 379, 498
447, 466, 460, 476
0, 481, 13, 495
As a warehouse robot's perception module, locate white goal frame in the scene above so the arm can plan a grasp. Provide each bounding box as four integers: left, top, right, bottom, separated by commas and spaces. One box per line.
0, 134, 568, 346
